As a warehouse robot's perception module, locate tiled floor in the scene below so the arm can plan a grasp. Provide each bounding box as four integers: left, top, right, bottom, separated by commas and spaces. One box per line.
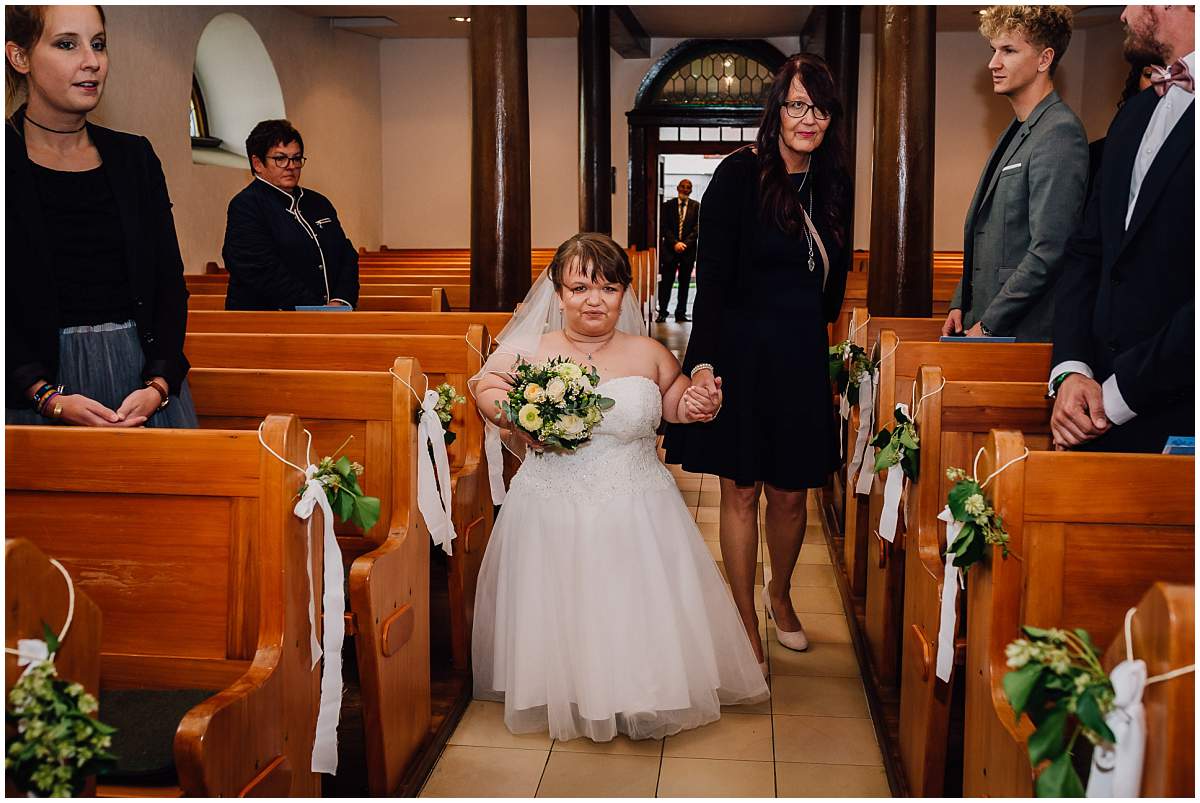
420, 458, 889, 797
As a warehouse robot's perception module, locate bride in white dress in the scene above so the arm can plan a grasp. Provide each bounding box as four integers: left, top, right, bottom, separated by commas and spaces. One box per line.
470, 233, 769, 743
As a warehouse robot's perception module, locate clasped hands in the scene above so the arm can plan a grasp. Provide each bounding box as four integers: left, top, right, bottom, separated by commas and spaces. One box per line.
1050, 373, 1109, 450
54, 386, 161, 428
684, 370, 723, 423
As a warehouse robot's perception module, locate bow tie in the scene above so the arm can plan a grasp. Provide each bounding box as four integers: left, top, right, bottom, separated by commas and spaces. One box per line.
1150, 60, 1194, 96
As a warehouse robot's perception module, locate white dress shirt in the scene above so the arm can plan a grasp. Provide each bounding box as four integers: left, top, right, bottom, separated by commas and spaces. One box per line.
1050, 52, 1194, 425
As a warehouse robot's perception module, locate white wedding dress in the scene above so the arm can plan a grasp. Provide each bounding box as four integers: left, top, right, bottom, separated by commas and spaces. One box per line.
472, 374, 771, 742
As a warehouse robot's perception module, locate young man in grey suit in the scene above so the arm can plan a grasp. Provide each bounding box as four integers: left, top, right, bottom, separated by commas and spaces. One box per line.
943, 6, 1089, 342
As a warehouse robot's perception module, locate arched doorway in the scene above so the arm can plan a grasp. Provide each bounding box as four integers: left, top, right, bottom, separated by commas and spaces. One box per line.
626, 39, 787, 249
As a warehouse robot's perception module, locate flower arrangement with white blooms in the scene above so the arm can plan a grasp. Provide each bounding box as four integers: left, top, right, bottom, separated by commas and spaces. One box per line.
497, 356, 615, 451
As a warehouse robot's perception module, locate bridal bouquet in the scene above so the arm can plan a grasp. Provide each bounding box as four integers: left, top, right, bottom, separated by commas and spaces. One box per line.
497, 356, 615, 451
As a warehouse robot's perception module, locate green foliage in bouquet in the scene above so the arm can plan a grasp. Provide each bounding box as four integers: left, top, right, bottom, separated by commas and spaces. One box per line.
828, 340, 871, 406
304, 454, 381, 532
943, 467, 1010, 572
870, 405, 920, 480
1003, 626, 1115, 797
433, 382, 466, 446
6, 624, 118, 798
497, 356, 615, 452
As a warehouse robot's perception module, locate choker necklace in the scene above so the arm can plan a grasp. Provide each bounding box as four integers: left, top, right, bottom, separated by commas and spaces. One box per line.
563, 331, 614, 361
24, 115, 86, 134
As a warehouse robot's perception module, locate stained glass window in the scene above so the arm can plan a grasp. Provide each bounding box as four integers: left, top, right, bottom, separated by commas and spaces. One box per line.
652, 53, 774, 107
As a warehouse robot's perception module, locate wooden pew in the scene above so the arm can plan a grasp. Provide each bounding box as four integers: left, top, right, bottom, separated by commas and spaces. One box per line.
188, 361, 432, 795
187, 310, 512, 336
188, 289, 450, 313
863, 335, 1052, 690
963, 430, 1194, 797
897, 366, 1053, 796
1101, 582, 1194, 797
184, 329, 493, 672
5, 416, 321, 796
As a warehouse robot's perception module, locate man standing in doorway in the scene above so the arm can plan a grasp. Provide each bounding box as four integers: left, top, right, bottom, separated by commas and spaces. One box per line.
943, 6, 1088, 341
658, 178, 700, 323
1048, 4, 1194, 453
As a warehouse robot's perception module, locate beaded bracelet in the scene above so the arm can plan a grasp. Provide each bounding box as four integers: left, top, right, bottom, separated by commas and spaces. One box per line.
30, 382, 58, 411
689, 363, 715, 380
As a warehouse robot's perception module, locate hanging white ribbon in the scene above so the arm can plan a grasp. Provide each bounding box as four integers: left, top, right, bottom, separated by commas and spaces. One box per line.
849, 368, 877, 495
5, 557, 75, 679
292, 469, 346, 775
877, 404, 909, 543
484, 421, 507, 505
417, 389, 458, 555
934, 506, 963, 682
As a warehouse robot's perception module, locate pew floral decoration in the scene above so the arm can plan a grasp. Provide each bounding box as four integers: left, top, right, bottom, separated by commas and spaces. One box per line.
870, 405, 920, 479
942, 466, 1009, 571
432, 383, 466, 446
6, 624, 118, 798
1003, 626, 1115, 797
497, 356, 615, 452
305, 447, 381, 532
828, 340, 872, 406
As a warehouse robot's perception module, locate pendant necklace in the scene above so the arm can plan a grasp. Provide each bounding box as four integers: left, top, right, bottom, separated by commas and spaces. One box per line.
563, 331, 614, 362
799, 180, 816, 272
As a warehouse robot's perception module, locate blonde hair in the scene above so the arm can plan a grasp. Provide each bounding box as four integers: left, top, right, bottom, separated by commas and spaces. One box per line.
979, 6, 1073, 75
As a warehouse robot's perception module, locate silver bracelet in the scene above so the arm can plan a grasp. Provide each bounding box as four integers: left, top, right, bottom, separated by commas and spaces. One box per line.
689, 363, 715, 379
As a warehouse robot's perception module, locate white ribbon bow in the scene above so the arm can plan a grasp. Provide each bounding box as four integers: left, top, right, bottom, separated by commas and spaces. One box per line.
418, 390, 458, 555
1086, 659, 1147, 797
484, 420, 507, 505
934, 505, 963, 682
15, 639, 50, 678
294, 468, 346, 775
877, 403, 909, 543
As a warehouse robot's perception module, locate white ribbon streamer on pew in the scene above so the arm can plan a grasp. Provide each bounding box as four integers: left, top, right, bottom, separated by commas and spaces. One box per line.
1086, 608, 1196, 798
256, 423, 345, 775
934, 506, 962, 682
4, 558, 75, 678
464, 331, 510, 505
848, 368, 877, 495
877, 402, 910, 543
392, 369, 459, 555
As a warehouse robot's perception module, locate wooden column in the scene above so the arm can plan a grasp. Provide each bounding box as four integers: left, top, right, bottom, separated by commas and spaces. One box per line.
578, 6, 612, 234
867, 6, 935, 317
826, 6, 861, 243
470, 6, 532, 311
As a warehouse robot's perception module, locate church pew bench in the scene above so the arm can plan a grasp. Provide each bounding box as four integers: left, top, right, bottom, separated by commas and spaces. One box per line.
5, 416, 321, 796
837, 309, 944, 597
188, 361, 432, 795
1101, 582, 1194, 797
184, 329, 494, 672
188, 289, 449, 313
186, 309, 512, 336
861, 334, 1052, 690
897, 366, 1052, 796
184, 278, 471, 309
963, 430, 1194, 796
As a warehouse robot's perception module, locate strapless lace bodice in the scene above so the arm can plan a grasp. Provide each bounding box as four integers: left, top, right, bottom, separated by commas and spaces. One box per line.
508, 375, 676, 502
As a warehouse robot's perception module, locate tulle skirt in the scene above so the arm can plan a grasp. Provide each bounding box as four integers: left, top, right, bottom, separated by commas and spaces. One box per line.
472, 484, 769, 742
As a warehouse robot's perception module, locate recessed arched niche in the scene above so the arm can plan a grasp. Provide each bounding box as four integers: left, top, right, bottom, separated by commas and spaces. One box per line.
190, 13, 285, 168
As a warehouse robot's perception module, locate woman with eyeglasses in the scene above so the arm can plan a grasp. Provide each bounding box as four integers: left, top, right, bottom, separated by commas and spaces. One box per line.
5, 4, 198, 428
221, 119, 359, 310
663, 53, 851, 673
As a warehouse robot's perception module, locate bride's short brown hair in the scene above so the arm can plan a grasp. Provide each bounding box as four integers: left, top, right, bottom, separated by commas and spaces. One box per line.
549, 232, 633, 290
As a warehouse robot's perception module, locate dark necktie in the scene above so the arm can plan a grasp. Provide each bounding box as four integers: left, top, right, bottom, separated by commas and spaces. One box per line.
677, 200, 686, 240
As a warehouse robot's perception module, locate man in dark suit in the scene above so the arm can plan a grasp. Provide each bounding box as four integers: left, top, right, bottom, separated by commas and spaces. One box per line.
658, 179, 699, 323
1049, 4, 1193, 453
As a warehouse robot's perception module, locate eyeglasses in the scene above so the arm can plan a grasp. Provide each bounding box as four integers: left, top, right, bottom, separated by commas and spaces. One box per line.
781, 100, 830, 121
268, 154, 308, 168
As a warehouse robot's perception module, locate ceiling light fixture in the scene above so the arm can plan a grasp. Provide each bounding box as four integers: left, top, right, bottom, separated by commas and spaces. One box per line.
449, 16, 471, 23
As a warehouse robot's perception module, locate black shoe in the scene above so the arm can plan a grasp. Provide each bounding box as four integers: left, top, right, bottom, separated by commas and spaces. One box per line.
675, 314, 691, 323
655, 312, 669, 323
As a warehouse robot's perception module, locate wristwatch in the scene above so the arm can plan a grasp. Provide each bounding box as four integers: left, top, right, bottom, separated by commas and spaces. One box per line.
145, 379, 170, 410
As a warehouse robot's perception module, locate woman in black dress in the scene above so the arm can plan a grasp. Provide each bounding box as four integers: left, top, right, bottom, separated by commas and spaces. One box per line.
664, 54, 850, 667
5, 5, 196, 428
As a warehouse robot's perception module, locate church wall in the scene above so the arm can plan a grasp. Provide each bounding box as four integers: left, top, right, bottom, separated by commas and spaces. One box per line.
90, 5, 382, 273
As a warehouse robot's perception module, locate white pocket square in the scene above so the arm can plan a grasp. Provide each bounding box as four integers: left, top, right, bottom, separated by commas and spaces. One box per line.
1001, 163, 1022, 172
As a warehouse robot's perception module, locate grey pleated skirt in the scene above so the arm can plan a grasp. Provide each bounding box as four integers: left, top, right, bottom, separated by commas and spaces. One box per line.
5, 320, 198, 428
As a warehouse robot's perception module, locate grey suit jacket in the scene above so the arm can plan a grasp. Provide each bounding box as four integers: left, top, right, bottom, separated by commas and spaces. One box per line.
950, 90, 1089, 342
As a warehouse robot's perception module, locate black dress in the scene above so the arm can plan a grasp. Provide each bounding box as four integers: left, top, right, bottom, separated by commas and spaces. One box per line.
663, 148, 849, 490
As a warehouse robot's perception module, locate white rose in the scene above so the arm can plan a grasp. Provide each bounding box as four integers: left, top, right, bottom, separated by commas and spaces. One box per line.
546, 377, 567, 403
574, 375, 593, 393
558, 414, 588, 438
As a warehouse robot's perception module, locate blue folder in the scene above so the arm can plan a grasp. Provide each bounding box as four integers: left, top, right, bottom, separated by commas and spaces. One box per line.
938, 335, 1017, 343
295, 305, 352, 312
1162, 436, 1194, 455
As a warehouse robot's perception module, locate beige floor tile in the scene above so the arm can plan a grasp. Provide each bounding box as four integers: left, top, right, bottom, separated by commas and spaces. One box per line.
696, 506, 720, 523
697, 520, 721, 540
787, 585, 845, 614
797, 542, 832, 565
420, 745, 549, 797
768, 641, 860, 678
663, 713, 773, 762
804, 524, 827, 544
776, 761, 891, 797
674, 476, 704, 492
772, 714, 882, 766
698, 490, 722, 507
722, 694, 772, 715
782, 612, 851, 644
770, 675, 870, 718
535, 752, 660, 797
679, 490, 700, 506
448, 700, 553, 750
552, 733, 663, 757
656, 757, 776, 798
789, 563, 837, 588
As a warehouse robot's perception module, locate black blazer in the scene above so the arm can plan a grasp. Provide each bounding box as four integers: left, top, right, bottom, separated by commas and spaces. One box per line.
222, 178, 359, 311
5, 108, 191, 408
660, 197, 700, 261
1053, 87, 1194, 452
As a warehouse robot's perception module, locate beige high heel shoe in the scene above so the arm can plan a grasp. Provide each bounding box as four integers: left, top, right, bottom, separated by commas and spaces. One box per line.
762, 577, 809, 652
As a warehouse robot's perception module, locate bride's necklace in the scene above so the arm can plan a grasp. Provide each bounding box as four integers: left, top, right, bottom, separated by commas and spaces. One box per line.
563, 330, 614, 362
24, 114, 87, 134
